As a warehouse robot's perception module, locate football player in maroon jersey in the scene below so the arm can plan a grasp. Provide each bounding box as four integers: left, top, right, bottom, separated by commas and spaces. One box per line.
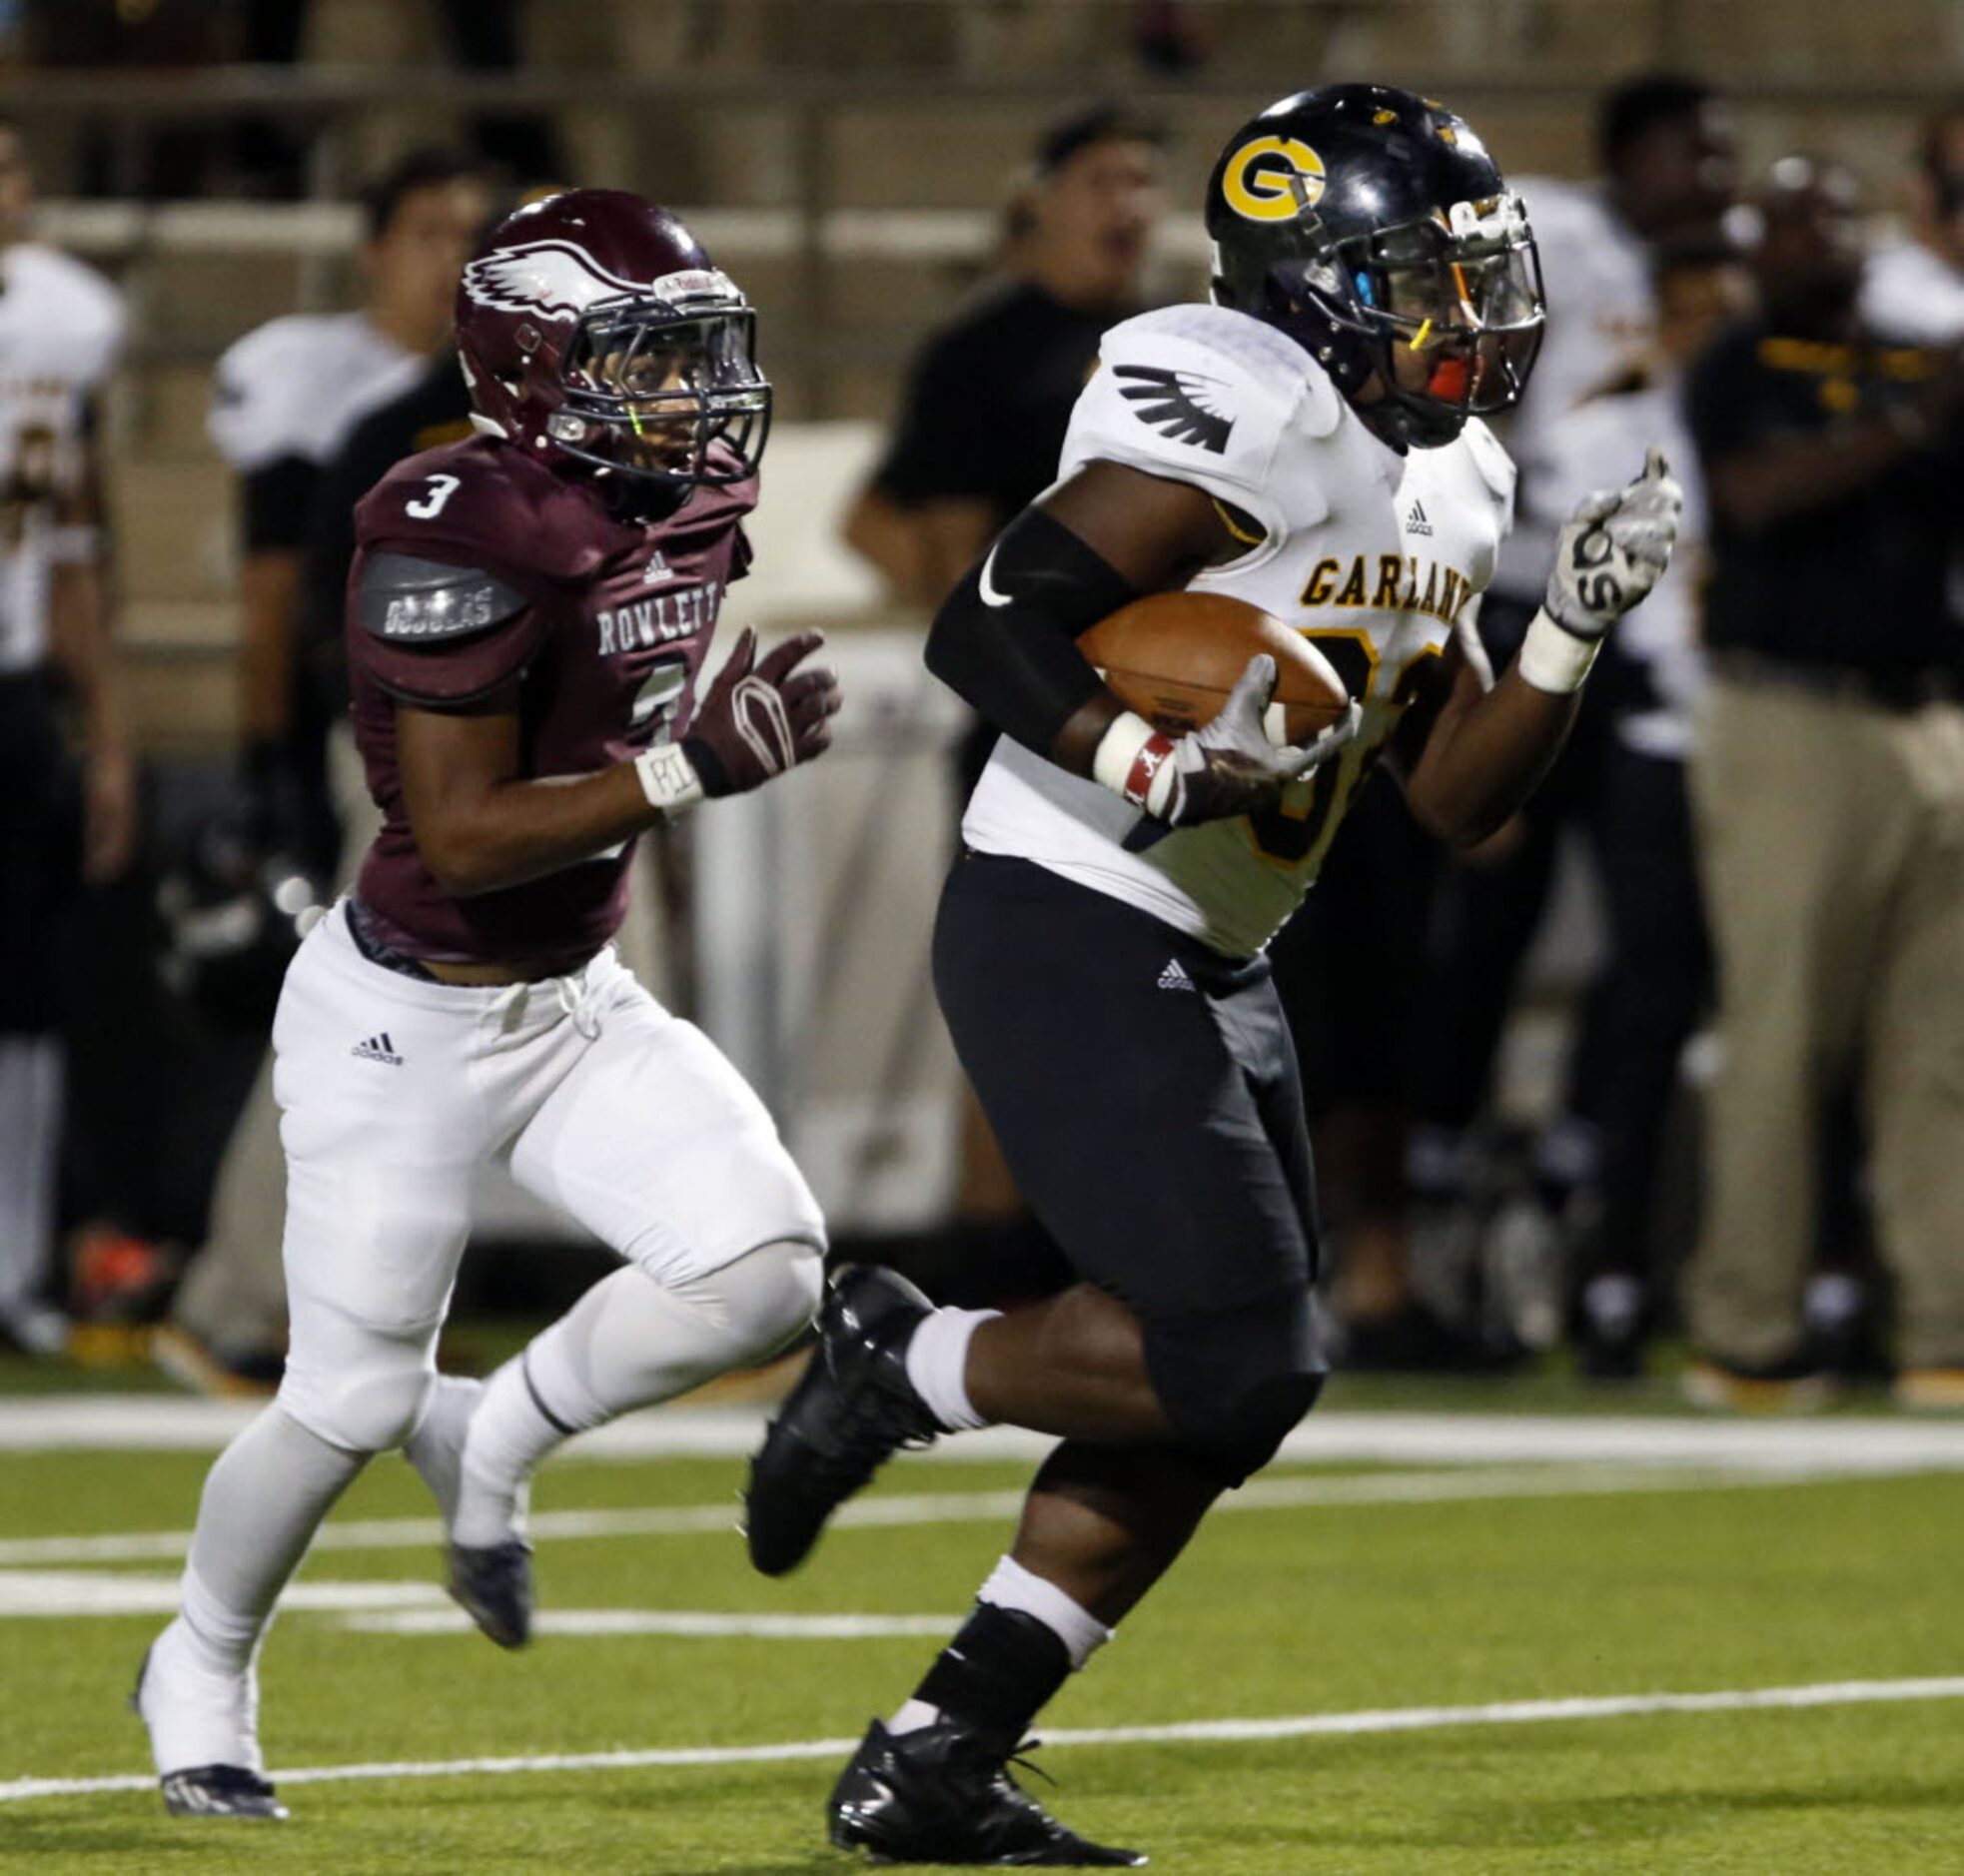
135, 190, 841, 1819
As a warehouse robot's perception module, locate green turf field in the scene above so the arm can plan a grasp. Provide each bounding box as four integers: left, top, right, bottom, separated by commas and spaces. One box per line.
3, 1395, 1961, 1874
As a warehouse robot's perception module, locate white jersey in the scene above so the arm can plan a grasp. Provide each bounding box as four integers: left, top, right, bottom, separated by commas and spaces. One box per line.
0, 242, 125, 673
209, 311, 423, 474
1860, 239, 1964, 347
962, 303, 1515, 959
1534, 377, 1706, 759
1492, 178, 1652, 600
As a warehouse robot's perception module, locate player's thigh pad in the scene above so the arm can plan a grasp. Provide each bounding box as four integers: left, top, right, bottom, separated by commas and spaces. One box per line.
271, 911, 498, 1450
506, 979, 825, 1285
934, 855, 1325, 1477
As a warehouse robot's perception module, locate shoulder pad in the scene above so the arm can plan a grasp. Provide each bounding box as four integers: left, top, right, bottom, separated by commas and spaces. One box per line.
1461, 419, 1517, 505
210, 315, 331, 470
8, 247, 125, 383
358, 552, 530, 644
360, 439, 615, 586
1109, 305, 1312, 391
1062, 305, 1334, 542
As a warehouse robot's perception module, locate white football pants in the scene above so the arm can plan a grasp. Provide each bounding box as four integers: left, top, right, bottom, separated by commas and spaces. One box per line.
272, 903, 825, 1454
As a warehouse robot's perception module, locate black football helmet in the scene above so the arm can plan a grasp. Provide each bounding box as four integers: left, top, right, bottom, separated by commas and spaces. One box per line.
456, 188, 770, 489
1206, 85, 1544, 448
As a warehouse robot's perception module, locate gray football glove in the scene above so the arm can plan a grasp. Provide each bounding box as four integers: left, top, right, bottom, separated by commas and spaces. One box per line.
1543, 447, 1685, 640
1154, 653, 1361, 826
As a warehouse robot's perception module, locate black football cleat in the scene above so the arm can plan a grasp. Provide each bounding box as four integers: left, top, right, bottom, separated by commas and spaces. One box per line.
829, 1718, 1147, 1867
447, 1537, 534, 1648
744, 1265, 940, 1576
158, 1765, 289, 1820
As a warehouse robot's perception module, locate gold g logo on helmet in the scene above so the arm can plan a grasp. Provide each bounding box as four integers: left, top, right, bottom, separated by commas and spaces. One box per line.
1221, 136, 1327, 222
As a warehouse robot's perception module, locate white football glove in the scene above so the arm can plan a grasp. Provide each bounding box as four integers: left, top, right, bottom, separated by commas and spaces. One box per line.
1542, 447, 1685, 640
1116, 654, 1360, 827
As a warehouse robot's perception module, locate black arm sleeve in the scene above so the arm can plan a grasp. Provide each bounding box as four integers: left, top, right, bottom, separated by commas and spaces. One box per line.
924, 506, 1137, 754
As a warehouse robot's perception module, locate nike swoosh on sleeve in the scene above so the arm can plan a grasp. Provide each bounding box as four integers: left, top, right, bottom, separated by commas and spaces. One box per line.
977, 541, 1012, 608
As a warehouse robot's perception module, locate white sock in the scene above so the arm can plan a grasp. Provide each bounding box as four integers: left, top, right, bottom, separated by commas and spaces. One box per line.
451, 1352, 565, 1548
976, 1553, 1113, 1669
454, 1249, 816, 1548
176, 1405, 366, 1676
0, 1035, 62, 1316
904, 1307, 1000, 1432
403, 1375, 485, 1530
888, 1697, 943, 1735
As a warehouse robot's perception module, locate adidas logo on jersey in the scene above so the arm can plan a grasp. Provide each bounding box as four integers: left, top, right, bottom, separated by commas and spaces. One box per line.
351, 1032, 404, 1066
643, 550, 673, 585
1406, 499, 1434, 537
1157, 959, 1197, 992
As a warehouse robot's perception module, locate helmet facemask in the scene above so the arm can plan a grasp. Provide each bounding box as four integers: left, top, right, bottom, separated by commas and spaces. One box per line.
547, 286, 771, 488
1259, 193, 1545, 449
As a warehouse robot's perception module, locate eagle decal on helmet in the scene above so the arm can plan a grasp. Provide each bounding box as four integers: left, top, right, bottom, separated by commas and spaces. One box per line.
454, 190, 770, 489
1114, 364, 1236, 454
461, 240, 656, 323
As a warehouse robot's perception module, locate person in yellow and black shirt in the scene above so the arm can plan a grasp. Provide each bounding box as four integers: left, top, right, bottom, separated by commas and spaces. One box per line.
1681, 156, 1964, 1410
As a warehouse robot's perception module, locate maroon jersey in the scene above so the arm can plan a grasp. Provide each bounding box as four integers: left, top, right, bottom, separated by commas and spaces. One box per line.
345, 435, 753, 963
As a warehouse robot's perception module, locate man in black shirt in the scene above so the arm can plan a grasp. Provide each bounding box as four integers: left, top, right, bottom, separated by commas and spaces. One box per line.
1681, 157, 1964, 1409
843, 105, 1162, 637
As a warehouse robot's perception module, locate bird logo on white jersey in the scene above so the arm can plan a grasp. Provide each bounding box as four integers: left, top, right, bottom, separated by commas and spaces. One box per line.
1114, 365, 1236, 454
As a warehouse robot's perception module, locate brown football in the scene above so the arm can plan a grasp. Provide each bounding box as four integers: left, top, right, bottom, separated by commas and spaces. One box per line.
1079, 591, 1351, 742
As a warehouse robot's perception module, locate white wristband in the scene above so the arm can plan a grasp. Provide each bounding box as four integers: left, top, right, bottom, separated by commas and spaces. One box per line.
633, 742, 704, 814
1091, 709, 1178, 815
1517, 607, 1602, 695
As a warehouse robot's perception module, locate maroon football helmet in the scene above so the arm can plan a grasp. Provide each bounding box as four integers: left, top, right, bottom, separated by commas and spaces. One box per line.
455, 188, 770, 489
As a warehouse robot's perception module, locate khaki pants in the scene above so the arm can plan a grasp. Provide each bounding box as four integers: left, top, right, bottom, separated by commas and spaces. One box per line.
172, 723, 675, 1350
1685, 673, 1964, 1370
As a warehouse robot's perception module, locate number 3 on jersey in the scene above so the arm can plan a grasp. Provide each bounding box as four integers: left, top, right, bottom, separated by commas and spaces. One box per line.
405, 472, 462, 519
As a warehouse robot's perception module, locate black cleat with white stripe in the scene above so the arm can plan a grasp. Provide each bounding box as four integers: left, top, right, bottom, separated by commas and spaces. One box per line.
158, 1765, 290, 1820
131, 1640, 287, 1821
829, 1718, 1147, 1867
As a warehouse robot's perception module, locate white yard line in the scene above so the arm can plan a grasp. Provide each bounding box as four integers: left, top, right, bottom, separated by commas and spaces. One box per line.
0, 1461, 1871, 1570
7, 1397, 1964, 1470
0, 1566, 954, 1633
0, 1573, 451, 1617
6, 1675, 1963, 1805
342, 1609, 956, 1638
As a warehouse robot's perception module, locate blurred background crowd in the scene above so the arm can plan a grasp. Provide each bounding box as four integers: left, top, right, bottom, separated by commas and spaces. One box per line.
3, 0, 1962, 1410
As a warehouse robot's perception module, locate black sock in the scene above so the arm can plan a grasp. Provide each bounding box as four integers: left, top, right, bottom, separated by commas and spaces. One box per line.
913, 1604, 1071, 1751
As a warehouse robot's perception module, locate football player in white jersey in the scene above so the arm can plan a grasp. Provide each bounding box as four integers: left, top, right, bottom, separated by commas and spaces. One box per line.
743, 86, 1680, 1866
0, 119, 131, 1356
